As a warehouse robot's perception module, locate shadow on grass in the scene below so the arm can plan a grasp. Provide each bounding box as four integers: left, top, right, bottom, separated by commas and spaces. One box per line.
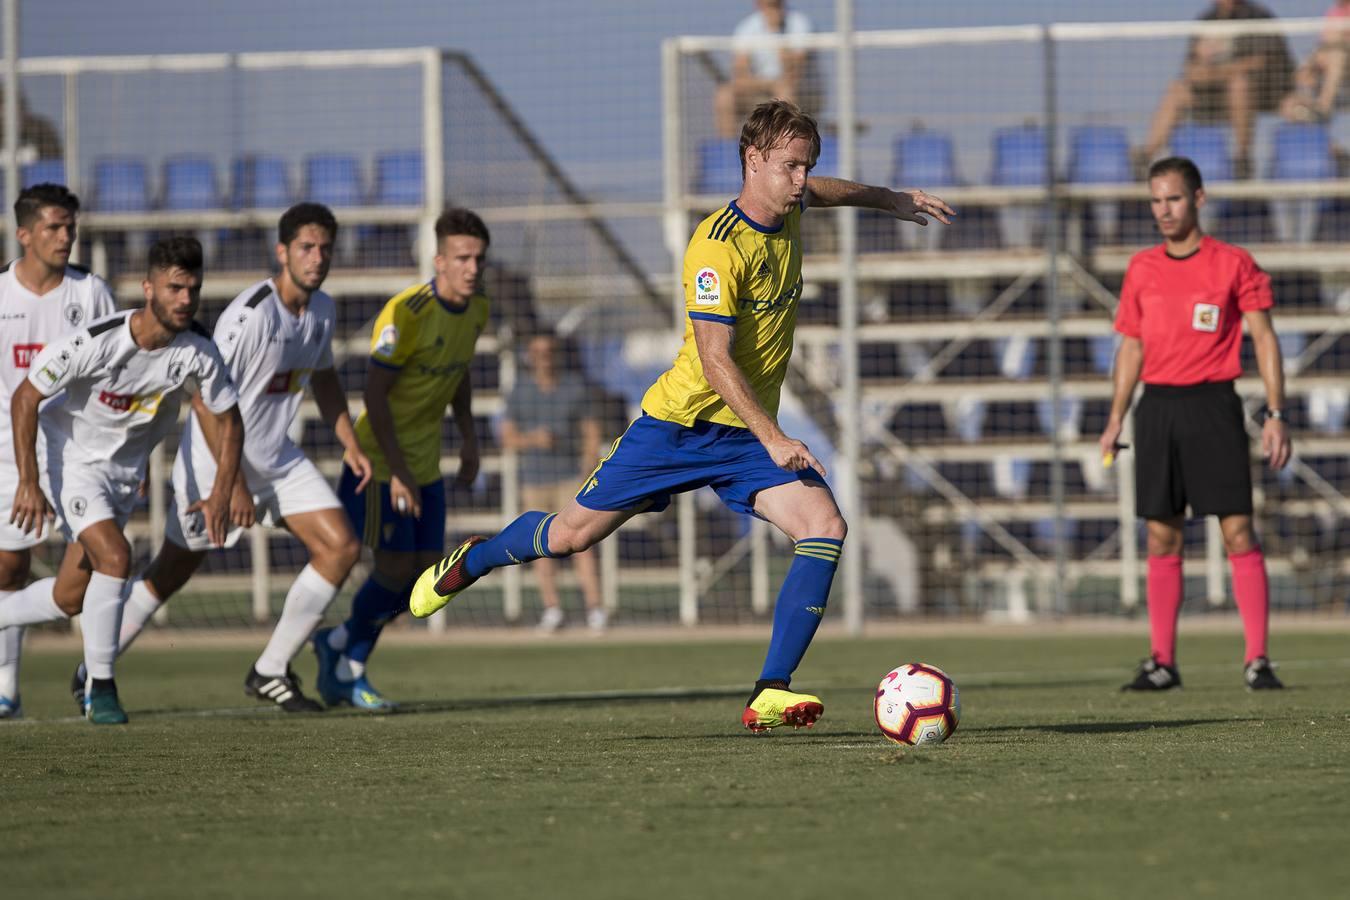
965, 717, 1259, 736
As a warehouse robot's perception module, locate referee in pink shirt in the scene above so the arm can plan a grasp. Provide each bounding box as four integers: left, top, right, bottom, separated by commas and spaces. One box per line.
1100, 157, 1292, 691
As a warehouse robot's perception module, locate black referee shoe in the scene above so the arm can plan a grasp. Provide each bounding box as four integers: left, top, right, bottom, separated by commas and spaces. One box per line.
1244, 657, 1284, 691
244, 667, 324, 713
1121, 656, 1182, 691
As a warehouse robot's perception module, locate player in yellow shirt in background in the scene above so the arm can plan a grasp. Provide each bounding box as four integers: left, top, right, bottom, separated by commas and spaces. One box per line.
314, 209, 490, 710
409, 101, 953, 732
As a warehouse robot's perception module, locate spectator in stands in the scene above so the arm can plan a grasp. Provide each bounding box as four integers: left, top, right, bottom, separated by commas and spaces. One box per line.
1101, 157, 1291, 693
1138, 0, 1294, 179
0, 92, 63, 164
714, 0, 821, 138
1280, 0, 1350, 123
501, 332, 606, 632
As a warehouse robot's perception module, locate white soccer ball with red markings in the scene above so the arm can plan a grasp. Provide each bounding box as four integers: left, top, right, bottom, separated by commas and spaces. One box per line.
874, 663, 961, 746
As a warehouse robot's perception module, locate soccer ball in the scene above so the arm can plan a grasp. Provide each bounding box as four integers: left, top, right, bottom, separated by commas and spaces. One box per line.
874, 663, 961, 746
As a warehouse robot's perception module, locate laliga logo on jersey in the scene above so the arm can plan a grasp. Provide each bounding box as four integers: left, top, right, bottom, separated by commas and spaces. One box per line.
12, 343, 43, 369
375, 324, 399, 357
695, 267, 721, 306
168, 361, 185, 383
64, 304, 84, 327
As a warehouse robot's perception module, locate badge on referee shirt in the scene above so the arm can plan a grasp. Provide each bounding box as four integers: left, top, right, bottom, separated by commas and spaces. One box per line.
1192, 303, 1220, 333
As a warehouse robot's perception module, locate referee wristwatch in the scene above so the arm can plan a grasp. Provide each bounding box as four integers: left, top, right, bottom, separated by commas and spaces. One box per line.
1262, 407, 1284, 423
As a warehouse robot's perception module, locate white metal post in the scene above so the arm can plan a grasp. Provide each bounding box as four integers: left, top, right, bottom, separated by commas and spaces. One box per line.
499, 344, 523, 623
835, 0, 864, 636
1205, 516, 1226, 606
1118, 412, 1140, 609
662, 38, 699, 627
3, 0, 19, 264
422, 49, 448, 633
149, 446, 170, 624
750, 517, 770, 615
250, 526, 270, 624
419, 48, 444, 284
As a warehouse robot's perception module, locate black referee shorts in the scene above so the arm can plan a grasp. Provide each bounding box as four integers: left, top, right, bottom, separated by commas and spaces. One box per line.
1134, 381, 1253, 520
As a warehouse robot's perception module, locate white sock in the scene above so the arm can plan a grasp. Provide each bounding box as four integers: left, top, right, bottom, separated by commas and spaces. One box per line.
0, 578, 65, 628
326, 622, 349, 652
336, 655, 365, 682
82, 572, 127, 681
254, 564, 338, 677
116, 579, 163, 656
0, 614, 22, 700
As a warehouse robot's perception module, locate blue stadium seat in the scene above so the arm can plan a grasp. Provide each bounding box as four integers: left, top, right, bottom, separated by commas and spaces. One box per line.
1169, 124, 1232, 181
695, 139, 742, 196
1067, 126, 1131, 184
162, 156, 219, 210
1270, 123, 1334, 181
92, 157, 150, 212
373, 151, 423, 206
1269, 123, 1334, 244
231, 155, 292, 209
991, 126, 1048, 186
304, 154, 364, 207
21, 160, 66, 189
893, 131, 958, 187
1089, 335, 1116, 374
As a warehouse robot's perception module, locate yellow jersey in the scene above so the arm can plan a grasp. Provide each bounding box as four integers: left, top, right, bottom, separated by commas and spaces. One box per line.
354, 282, 490, 484
642, 200, 803, 428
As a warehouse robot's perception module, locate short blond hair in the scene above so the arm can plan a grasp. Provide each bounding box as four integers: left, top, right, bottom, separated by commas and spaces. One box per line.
739, 99, 821, 177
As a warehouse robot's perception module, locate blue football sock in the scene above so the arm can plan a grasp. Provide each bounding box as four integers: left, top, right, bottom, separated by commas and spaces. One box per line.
465, 510, 557, 578
758, 538, 843, 684
343, 576, 411, 665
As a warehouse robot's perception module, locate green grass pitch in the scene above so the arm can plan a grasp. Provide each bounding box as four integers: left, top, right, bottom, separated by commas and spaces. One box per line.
4, 628, 1349, 900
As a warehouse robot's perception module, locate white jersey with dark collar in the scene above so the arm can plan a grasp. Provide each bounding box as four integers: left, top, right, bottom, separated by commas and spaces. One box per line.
0, 262, 117, 465
185, 278, 336, 482
27, 311, 239, 482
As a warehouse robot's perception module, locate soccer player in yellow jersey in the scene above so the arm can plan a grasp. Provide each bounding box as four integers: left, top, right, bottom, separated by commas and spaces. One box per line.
314, 209, 490, 710
411, 101, 953, 731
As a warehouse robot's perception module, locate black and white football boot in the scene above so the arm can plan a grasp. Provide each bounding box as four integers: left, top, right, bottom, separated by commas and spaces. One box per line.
244, 666, 324, 712
1121, 656, 1182, 691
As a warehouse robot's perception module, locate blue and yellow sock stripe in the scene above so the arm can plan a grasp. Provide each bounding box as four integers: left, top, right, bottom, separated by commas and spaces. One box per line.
533, 513, 557, 559
794, 538, 843, 565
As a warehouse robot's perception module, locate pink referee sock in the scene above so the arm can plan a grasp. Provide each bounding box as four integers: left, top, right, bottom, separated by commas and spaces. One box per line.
1229, 548, 1269, 664
1147, 555, 1184, 666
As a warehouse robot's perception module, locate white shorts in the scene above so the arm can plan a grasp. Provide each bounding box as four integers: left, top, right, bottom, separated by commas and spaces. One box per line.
46, 458, 139, 542
0, 461, 56, 551
165, 447, 341, 552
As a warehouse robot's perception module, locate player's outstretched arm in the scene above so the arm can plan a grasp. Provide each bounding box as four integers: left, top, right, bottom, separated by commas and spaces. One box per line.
191, 404, 244, 546
1099, 336, 1143, 463
1245, 309, 1292, 471
311, 367, 372, 493
692, 318, 825, 477
804, 176, 954, 226
8, 381, 53, 538
449, 372, 479, 486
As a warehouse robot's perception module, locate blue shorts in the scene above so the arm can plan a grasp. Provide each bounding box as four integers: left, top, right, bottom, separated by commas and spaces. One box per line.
338, 468, 446, 553
577, 414, 827, 518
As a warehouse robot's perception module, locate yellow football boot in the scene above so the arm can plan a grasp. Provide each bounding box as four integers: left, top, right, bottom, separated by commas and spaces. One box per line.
741, 687, 824, 732
409, 536, 486, 618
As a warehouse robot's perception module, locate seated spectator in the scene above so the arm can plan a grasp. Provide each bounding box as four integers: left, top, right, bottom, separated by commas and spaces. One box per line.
714, 0, 821, 138
0, 92, 63, 165
1281, 0, 1350, 123
1138, 0, 1294, 179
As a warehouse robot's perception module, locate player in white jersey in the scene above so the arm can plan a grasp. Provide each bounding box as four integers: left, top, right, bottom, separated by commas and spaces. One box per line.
4, 236, 241, 724
73, 204, 371, 713
0, 183, 117, 719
